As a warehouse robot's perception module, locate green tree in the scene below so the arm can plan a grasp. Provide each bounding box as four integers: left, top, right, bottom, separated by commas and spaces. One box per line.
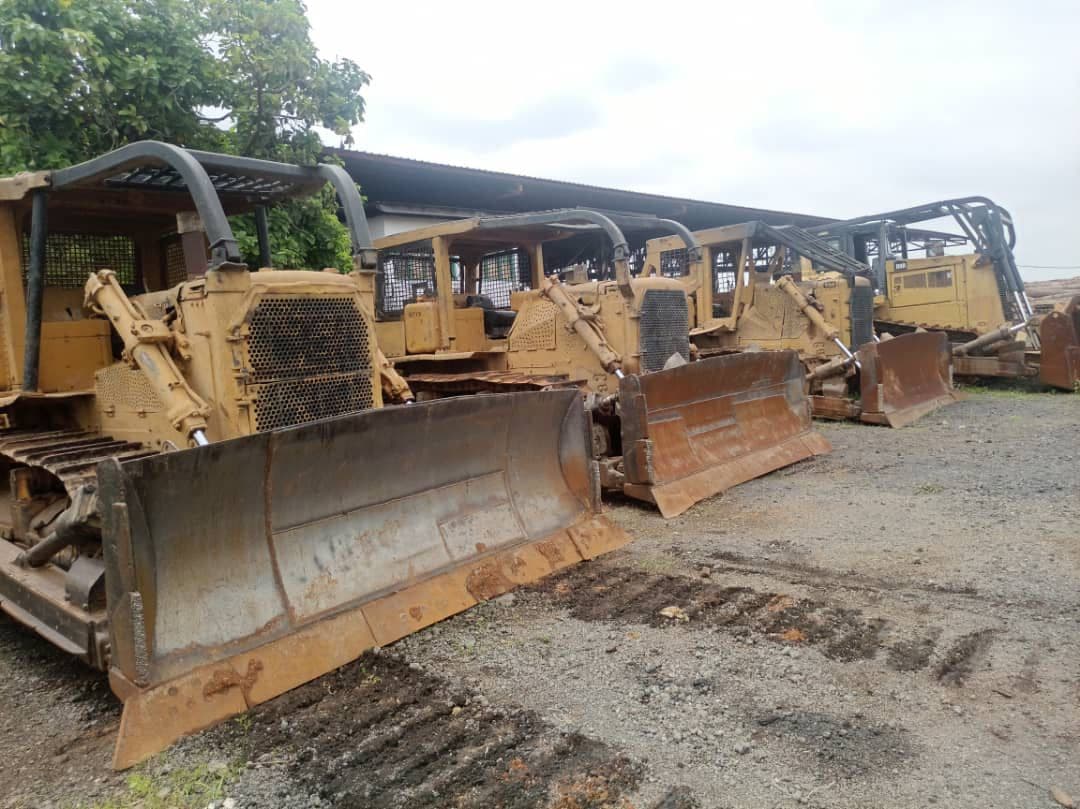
0, 0, 369, 270
0, 0, 223, 170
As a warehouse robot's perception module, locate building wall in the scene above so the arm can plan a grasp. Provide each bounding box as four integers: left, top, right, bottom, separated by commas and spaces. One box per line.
368, 213, 449, 240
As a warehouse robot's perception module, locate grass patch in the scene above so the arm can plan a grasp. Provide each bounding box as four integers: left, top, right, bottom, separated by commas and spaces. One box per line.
956, 382, 1055, 399
74, 760, 242, 809
913, 482, 946, 495
634, 554, 679, 575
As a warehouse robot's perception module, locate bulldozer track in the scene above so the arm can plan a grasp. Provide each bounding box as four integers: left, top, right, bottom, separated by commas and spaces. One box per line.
0, 428, 153, 495
406, 370, 581, 395
240, 652, 649, 809
873, 319, 978, 344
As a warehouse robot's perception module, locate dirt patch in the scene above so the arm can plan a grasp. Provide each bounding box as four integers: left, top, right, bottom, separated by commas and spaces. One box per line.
237, 652, 645, 809
757, 711, 915, 780
886, 633, 942, 672
935, 629, 996, 686
649, 787, 701, 809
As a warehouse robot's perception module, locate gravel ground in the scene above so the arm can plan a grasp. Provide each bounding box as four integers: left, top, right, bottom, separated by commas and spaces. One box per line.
1, 388, 1077, 809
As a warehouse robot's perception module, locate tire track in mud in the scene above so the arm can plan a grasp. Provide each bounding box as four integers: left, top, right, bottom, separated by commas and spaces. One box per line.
238, 652, 657, 809
934, 629, 996, 686
534, 561, 934, 669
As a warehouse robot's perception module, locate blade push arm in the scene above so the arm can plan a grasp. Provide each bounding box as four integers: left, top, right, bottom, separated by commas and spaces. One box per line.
85, 271, 211, 445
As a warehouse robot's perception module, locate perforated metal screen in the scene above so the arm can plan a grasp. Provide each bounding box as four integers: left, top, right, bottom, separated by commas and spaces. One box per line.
22, 232, 138, 288
246, 295, 375, 431
376, 242, 436, 319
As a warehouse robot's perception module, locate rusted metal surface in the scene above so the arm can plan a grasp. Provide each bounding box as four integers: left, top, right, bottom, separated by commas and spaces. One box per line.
857, 332, 959, 428
1037, 296, 1080, 390
0, 538, 109, 663
952, 353, 1035, 379
809, 395, 861, 421
619, 352, 831, 518
98, 390, 629, 769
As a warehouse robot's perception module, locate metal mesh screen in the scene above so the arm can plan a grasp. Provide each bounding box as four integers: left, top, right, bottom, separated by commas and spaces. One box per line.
162, 236, 187, 287
246, 295, 375, 431
714, 249, 738, 294
376, 242, 436, 319
638, 289, 691, 373
22, 232, 138, 288
479, 249, 531, 308
659, 248, 689, 278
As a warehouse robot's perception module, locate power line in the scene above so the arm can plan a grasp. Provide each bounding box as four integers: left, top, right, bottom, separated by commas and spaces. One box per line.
1017, 264, 1080, 270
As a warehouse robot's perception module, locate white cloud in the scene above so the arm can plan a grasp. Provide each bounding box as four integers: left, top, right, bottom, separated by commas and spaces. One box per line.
308, 0, 1080, 279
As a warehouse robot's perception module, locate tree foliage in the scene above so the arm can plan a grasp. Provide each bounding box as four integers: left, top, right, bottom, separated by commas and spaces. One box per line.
0, 0, 369, 270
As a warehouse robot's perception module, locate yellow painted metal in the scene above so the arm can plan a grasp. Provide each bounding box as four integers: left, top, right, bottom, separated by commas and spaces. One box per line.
877, 254, 1006, 334
38, 320, 112, 392
404, 300, 442, 353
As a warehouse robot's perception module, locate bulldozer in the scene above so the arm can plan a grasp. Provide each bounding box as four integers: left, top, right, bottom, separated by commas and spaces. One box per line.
809, 197, 1080, 390
372, 209, 830, 518
643, 221, 959, 427
0, 143, 627, 769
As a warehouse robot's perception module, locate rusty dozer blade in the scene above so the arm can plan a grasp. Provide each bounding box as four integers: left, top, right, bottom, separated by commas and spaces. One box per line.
857, 331, 959, 427
619, 351, 831, 518
97, 390, 628, 770
1038, 296, 1080, 390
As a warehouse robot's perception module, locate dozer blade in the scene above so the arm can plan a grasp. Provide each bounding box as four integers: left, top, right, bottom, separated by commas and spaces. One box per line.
1038, 296, 1080, 390
97, 390, 628, 769
619, 351, 831, 518
857, 331, 959, 427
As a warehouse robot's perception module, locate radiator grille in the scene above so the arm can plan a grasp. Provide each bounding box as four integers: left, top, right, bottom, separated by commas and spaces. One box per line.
246, 295, 375, 431
252, 376, 375, 433
638, 289, 691, 373
849, 283, 875, 350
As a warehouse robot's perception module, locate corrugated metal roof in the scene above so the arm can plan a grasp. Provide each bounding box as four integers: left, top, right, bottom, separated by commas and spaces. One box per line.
329, 148, 833, 231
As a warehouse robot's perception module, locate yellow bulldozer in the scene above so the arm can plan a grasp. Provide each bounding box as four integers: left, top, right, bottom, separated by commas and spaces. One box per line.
0, 144, 627, 768
372, 210, 830, 518
809, 197, 1079, 390
643, 221, 959, 427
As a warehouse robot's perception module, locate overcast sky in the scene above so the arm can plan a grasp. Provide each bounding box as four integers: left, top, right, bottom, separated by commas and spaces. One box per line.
307, 0, 1079, 280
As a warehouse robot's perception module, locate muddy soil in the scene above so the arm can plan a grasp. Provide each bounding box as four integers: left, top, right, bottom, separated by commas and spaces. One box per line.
1, 389, 1077, 809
